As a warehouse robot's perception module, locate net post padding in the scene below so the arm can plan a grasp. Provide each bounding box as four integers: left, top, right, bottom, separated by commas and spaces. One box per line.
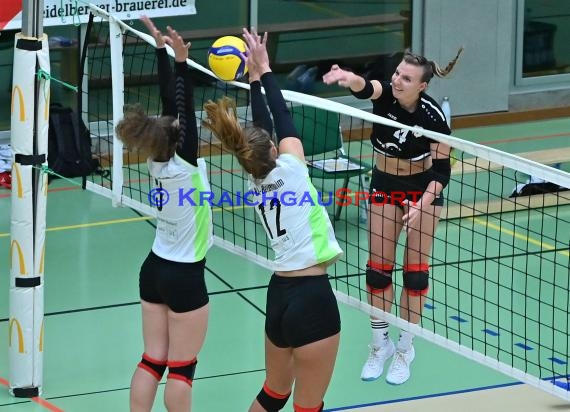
9, 33, 50, 397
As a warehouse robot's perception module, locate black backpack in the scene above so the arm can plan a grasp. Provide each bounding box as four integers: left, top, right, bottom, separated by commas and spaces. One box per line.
48, 104, 98, 178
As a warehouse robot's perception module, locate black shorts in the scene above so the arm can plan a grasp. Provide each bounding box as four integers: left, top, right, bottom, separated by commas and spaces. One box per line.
139, 251, 209, 313
370, 167, 444, 210
265, 274, 341, 348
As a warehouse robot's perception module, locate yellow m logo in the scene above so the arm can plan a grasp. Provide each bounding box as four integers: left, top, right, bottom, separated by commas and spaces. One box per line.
9, 318, 25, 353
12, 163, 23, 199
39, 320, 45, 352
11, 85, 26, 122
10, 240, 27, 275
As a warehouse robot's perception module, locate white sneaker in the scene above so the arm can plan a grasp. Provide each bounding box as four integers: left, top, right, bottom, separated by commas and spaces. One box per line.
360, 340, 395, 381
386, 346, 415, 385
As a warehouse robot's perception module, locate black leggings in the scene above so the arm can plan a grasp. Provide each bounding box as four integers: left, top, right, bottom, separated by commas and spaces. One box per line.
265, 274, 341, 348
139, 251, 208, 313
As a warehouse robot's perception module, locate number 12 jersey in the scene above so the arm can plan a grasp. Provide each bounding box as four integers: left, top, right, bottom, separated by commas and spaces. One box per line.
249, 154, 342, 272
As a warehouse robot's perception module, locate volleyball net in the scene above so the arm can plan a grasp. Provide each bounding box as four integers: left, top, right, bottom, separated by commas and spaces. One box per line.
80, 6, 570, 400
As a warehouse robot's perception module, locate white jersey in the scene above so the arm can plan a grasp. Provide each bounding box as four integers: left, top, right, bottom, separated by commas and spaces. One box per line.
148, 155, 213, 263
249, 154, 342, 271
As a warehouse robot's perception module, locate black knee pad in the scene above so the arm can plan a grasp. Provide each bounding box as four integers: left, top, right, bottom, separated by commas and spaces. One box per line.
403, 271, 429, 296
256, 382, 291, 411
366, 265, 393, 292
137, 353, 167, 381
167, 358, 197, 386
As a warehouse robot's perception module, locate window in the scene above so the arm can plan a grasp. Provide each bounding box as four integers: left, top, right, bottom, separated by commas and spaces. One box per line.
523, 1, 570, 78
258, 0, 412, 97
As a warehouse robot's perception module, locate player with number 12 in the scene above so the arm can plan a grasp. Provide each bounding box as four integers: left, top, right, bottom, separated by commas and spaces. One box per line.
202, 28, 342, 412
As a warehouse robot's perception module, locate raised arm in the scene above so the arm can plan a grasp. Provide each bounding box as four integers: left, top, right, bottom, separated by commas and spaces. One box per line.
247, 49, 273, 136
141, 16, 176, 116
322, 64, 383, 100
157, 49, 177, 117
242, 28, 303, 160
165, 26, 198, 166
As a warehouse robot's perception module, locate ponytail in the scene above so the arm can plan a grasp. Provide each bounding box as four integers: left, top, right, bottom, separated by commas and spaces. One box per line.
403, 47, 464, 83
431, 47, 464, 78
202, 97, 246, 154
203, 97, 276, 179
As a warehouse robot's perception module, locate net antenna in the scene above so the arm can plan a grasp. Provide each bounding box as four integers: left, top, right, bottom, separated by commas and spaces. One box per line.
83, 5, 570, 401
9, 0, 49, 398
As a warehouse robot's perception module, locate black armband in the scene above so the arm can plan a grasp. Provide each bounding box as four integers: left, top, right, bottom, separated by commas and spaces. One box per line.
430, 158, 451, 188
351, 79, 374, 99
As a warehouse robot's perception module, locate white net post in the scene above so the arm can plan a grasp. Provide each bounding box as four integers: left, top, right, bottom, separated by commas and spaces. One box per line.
9, 32, 50, 397
109, 16, 125, 207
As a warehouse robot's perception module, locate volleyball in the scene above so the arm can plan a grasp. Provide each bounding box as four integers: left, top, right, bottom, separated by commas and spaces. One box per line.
208, 36, 248, 81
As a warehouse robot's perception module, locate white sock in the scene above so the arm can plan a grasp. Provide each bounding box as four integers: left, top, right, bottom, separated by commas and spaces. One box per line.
397, 330, 414, 351
370, 319, 389, 348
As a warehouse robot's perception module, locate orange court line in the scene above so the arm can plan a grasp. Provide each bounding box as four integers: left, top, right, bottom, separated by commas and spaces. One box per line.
32, 396, 65, 412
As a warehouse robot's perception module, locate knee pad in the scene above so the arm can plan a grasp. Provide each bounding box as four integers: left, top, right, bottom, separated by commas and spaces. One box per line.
137, 353, 167, 381
403, 264, 429, 296
293, 402, 324, 412
366, 261, 393, 293
256, 381, 291, 412
167, 358, 197, 386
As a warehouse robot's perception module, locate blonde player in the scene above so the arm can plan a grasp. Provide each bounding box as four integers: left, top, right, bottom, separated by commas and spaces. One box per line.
323, 48, 462, 385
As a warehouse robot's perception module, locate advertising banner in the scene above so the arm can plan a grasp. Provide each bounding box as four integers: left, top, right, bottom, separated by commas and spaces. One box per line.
1, 0, 196, 30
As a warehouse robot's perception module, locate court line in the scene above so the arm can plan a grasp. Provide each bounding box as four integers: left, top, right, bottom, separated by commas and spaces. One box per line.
0, 284, 271, 323
0, 185, 82, 199
326, 381, 524, 411
205, 266, 266, 316
30, 368, 266, 403
0, 216, 153, 237
477, 131, 570, 145
471, 217, 570, 257
0, 376, 65, 411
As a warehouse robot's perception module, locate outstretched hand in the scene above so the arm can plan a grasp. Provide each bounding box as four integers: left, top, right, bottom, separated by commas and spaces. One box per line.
164, 26, 191, 63
242, 27, 271, 77
141, 15, 166, 48
322, 64, 355, 88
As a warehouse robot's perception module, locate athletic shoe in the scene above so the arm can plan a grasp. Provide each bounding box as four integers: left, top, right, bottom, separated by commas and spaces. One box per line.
386, 346, 415, 385
360, 340, 395, 381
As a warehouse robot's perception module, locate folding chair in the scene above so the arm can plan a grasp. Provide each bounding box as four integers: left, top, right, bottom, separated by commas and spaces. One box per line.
291, 105, 372, 221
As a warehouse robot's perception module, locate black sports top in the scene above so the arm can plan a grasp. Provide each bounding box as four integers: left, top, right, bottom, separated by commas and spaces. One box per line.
370, 80, 451, 160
